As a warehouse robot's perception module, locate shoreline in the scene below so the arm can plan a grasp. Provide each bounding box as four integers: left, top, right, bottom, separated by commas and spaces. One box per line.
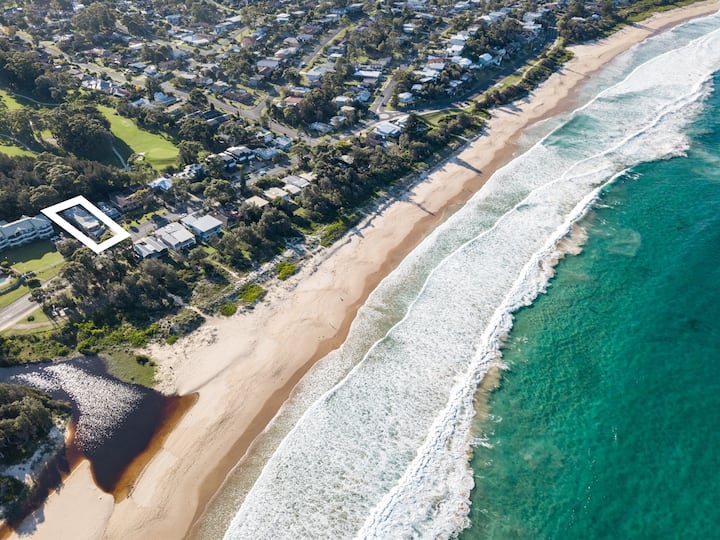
12, 2, 720, 539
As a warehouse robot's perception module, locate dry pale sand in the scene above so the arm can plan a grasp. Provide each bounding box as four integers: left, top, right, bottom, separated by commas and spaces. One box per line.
12, 2, 719, 538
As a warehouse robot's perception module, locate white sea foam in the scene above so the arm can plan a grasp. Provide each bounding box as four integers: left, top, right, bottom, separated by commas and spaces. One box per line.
15, 364, 142, 451
224, 16, 720, 540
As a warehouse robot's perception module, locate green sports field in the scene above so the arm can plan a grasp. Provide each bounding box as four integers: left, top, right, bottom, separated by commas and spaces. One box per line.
98, 105, 179, 171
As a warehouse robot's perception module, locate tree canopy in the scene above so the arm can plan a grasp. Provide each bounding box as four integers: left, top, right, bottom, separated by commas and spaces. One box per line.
0, 383, 70, 466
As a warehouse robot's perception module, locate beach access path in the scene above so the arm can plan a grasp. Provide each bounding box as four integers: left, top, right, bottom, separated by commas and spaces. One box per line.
11, 2, 720, 539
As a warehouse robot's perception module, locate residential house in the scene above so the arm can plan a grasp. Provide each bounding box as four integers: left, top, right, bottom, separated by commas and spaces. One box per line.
284, 96, 303, 107
224, 88, 254, 103
257, 58, 281, 72
309, 122, 332, 134
134, 236, 168, 259
304, 63, 335, 83
226, 145, 254, 163
274, 47, 298, 60
273, 136, 292, 151
263, 187, 289, 201
148, 176, 174, 191
254, 148, 281, 161
110, 189, 143, 213
354, 69, 382, 81
174, 163, 205, 181
216, 153, 238, 172
374, 121, 402, 138
281, 174, 311, 190
329, 115, 347, 129
255, 128, 274, 143
61, 206, 103, 238
97, 202, 120, 220
156, 222, 196, 251
289, 86, 310, 97
244, 196, 269, 208
181, 214, 223, 241
333, 95, 354, 107
282, 183, 302, 197
397, 91, 414, 104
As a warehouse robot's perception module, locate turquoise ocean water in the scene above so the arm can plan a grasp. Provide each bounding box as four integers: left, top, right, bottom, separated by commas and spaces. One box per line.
462, 73, 720, 539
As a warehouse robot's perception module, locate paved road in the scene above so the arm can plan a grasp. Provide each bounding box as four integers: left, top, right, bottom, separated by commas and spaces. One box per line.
0, 294, 37, 331
299, 26, 346, 68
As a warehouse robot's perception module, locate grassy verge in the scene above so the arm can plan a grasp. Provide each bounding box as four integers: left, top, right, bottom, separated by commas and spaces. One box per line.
97, 105, 179, 171
102, 350, 156, 388
622, 0, 702, 22
0, 285, 30, 309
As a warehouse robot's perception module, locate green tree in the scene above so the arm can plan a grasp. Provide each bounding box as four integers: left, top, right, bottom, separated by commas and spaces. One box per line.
177, 140, 204, 166
188, 88, 208, 109
145, 77, 162, 99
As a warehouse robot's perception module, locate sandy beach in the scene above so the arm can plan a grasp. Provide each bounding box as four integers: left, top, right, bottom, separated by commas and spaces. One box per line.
11, 2, 720, 538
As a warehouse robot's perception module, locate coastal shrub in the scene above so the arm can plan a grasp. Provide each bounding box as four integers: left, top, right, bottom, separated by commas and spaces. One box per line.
165, 335, 178, 345
0, 475, 26, 506
275, 261, 297, 281
135, 354, 150, 366
320, 213, 361, 247
171, 309, 206, 336
0, 383, 71, 466
237, 283, 266, 305
220, 302, 237, 317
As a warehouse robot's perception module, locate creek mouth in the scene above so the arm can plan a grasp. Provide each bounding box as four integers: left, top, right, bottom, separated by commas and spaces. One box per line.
0, 355, 195, 530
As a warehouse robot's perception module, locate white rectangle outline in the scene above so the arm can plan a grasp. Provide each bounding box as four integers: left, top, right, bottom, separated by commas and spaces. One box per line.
41, 195, 131, 254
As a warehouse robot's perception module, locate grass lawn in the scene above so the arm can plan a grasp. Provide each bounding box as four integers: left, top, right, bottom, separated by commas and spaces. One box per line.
0, 241, 65, 308
0, 327, 55, 339
0, 89, 23, 110
421, 108, 461, 126
1, 308, 55, 336
97, 105, 179, 171
2, 241, 64, 275
103, 350, 156, 388
0, 141, 35, 157
24, 308, 50, 324
0, 285, 31, 309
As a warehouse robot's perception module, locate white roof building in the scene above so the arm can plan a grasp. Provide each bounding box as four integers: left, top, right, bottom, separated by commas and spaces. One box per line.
156, 222, 196, 251
0, 215, 54, 252
134, 236, 168, 259
397, 91, 414, 104
374, 121, 402, 138
282, 174, 311, 189
181, 214, 223, 241
264, 187, 289, 200
245, 196, 269, 208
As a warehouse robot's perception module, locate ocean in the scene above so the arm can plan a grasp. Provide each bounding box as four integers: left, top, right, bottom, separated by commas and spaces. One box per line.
214, 12, 720, 539
460, 72, 720, 538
